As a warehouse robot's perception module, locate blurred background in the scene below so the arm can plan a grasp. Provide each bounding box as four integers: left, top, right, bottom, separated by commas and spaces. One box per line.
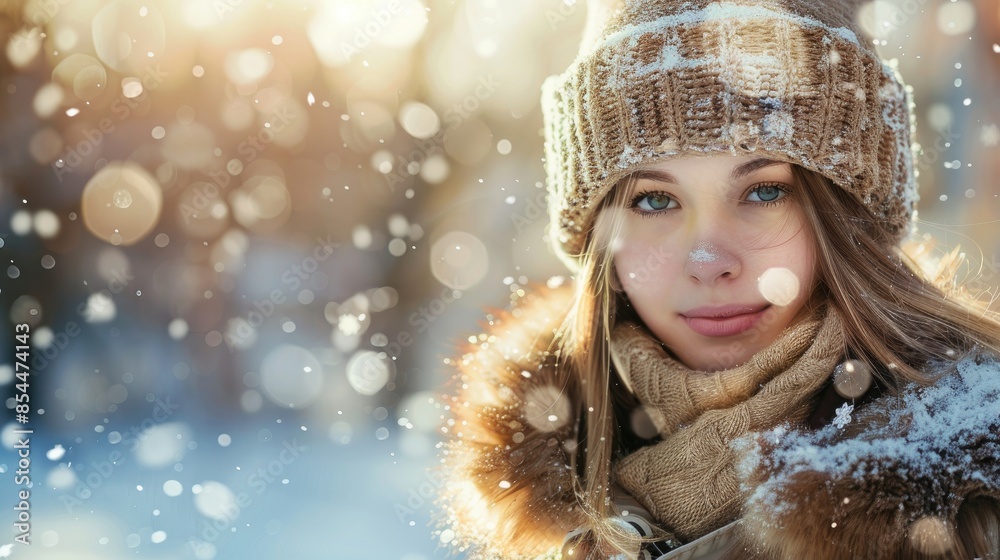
0, 0, 997, 558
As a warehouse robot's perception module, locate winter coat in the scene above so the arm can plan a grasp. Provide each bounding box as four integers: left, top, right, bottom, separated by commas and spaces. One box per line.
437, 284, 1000, 559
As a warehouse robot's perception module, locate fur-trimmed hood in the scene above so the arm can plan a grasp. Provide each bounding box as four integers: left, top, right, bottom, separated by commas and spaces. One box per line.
435, 284, 583, 559
730, 350, 1000, 559
434, 285, 1000, 559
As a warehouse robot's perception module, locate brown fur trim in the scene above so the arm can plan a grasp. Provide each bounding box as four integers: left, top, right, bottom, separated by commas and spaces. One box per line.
728, 354, 1000, 559
434, 284, 587, 559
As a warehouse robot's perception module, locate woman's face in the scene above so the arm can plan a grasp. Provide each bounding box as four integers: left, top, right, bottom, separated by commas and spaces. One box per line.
611, 155, 818, 372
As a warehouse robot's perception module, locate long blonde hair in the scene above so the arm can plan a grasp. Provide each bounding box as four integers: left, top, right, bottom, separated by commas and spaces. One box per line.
553, 164, 1000, 555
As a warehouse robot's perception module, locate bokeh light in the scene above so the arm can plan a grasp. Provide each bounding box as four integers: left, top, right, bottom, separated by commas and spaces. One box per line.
51, 53, 107, 102
937, 1, 976, 36
523, 385, 572, 432
0, 2, 997, 558
260, 345, 324, 408
346, 350, 394, 396
430, 231, 489, 290
81, 161, 163, 245
757, 267, 801, 307
193, 481, 238, 521
833, 359, 873, 399
133, 422, 190, 469
91, 1, 167, 73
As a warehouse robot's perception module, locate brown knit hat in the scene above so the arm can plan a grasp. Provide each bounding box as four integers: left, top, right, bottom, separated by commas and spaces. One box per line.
541, 0, 920, 271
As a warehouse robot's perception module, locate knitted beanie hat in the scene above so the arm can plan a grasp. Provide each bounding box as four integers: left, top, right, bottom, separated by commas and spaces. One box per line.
541, 0, 919, 271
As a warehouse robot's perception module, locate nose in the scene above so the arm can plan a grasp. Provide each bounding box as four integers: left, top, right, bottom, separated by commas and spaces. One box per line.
684, 241, 741, 284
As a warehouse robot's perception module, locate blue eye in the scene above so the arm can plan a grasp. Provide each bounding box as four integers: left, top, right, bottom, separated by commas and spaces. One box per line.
746, 184, 789, 204
631, 192, 676, 212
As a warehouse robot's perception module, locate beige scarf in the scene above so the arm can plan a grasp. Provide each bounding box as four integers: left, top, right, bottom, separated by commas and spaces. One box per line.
611, 305, 845, 542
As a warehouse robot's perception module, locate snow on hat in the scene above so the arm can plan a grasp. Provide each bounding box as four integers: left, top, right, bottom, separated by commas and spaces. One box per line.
541, 0, 920, 271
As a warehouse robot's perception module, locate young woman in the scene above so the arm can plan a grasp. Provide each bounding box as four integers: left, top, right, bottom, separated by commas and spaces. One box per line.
435, 1, 1000, 558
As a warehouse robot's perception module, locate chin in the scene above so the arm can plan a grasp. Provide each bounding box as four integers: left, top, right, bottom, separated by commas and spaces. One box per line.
693, 338, 761, 372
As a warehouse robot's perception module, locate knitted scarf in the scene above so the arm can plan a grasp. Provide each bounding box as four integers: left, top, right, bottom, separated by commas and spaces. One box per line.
611, 305, 845, 542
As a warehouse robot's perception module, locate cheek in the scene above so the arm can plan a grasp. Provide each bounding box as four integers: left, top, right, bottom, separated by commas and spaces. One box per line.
613, 244, 681, 293
755, 226, 817, 304
756, 208, 813, 259
782, 216, 817, 280
795, 241, 818, 296
746, 212, 799, 247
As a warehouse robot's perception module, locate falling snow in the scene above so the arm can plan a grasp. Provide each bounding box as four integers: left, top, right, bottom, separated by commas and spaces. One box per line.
0, 1, 995, 558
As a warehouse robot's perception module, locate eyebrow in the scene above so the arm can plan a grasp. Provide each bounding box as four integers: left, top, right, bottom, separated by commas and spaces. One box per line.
632, 158, 789, 185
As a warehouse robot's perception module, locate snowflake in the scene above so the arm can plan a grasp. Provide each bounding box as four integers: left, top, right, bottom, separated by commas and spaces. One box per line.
832, 402, 854, 430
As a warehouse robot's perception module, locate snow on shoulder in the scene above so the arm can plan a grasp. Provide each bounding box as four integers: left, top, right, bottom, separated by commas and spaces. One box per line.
734, 350, 1000, 554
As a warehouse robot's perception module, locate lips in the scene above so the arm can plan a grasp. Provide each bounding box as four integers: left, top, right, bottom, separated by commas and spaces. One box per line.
680, 304, 771, 337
